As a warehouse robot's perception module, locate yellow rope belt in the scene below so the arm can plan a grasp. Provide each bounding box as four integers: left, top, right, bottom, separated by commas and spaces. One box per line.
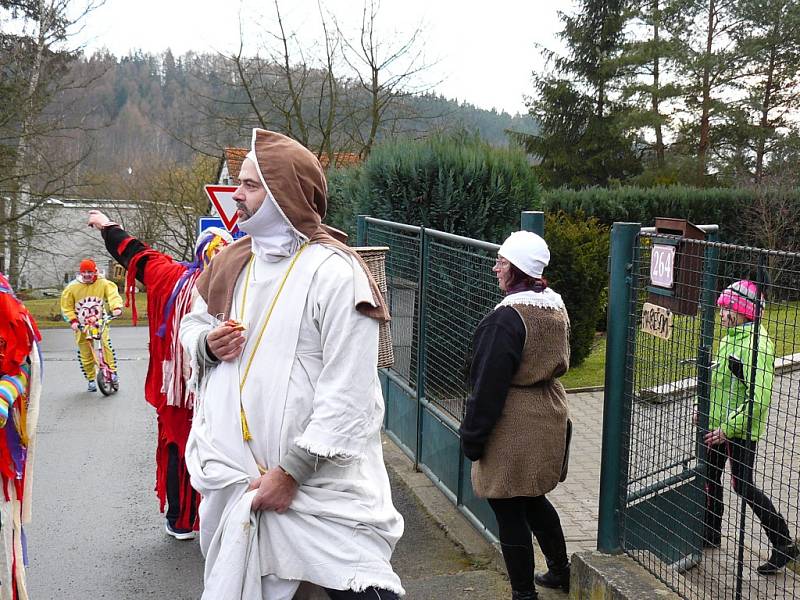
238, 244, 308, 441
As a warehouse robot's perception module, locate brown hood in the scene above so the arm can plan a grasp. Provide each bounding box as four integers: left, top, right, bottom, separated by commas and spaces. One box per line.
196, 129, 389, 323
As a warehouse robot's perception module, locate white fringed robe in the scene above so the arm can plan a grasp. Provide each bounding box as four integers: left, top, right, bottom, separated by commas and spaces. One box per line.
180, 244, 404, 599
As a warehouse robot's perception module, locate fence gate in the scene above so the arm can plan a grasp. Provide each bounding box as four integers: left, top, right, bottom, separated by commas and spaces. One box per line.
621, 225, 719, 574
600, 222, 800, 600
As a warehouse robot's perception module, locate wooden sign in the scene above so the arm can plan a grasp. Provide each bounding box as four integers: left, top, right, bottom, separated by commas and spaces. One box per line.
641, 302, 673, 340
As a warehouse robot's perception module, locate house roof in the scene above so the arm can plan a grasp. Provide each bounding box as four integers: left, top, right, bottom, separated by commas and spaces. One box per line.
319, 152, 361, 169
219, 146, 361, 183
223, 147, 248, 180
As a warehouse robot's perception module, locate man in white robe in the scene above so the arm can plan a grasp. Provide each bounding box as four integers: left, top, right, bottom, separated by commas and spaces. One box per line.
179, 128, 404, 600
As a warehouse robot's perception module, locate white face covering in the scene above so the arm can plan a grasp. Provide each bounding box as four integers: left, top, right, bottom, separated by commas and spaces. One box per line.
237, 152, 302, 262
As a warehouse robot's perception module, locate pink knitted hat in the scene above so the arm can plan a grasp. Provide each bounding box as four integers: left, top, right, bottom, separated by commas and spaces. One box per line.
717, 280, 764, 321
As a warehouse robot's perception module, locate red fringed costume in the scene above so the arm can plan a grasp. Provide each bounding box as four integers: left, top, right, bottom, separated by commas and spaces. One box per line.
0, 271, 42, 600
101, 226, 229, 531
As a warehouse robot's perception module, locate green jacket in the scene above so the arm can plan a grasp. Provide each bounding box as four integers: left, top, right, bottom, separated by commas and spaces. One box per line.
708, 323, 774, 440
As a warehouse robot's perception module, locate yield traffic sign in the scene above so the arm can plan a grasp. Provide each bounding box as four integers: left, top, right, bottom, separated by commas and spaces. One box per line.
204, 185, 239, 231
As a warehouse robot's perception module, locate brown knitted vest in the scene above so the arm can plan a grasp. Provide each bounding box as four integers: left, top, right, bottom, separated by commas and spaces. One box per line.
471, 304, 571, 499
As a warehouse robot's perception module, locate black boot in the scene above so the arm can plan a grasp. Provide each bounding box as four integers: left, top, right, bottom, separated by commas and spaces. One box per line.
532, 519, 570, 592
534, 563, 570, 592
511, 590, 538, 600
757, 542, 799, 575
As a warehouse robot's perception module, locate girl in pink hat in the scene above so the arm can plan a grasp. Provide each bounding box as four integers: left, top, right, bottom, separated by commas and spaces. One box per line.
703, 280, 797, 574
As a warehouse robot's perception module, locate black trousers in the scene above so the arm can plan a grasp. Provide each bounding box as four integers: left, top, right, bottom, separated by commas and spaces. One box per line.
704, 439, 791, 547
324, 588, 399, 599
165, 443, 198, 528
166, 443, 181, 525
488, 495, 568, 593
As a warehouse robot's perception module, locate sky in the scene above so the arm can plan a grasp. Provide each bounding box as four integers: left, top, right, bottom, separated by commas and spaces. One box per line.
76, 0, 575, 115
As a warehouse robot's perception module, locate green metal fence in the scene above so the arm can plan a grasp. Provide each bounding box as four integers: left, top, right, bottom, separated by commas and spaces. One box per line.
601, 223, 800, 599
358, 212, 543, 539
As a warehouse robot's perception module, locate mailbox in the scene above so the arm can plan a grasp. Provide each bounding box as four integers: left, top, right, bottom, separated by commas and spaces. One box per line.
647, 217, 706, 316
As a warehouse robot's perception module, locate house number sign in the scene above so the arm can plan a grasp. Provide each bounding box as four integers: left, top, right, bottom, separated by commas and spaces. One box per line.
650, 244, 675, 288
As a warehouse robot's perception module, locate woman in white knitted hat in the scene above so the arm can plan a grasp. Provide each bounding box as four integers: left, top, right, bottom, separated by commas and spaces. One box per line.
459, 231, 572, 600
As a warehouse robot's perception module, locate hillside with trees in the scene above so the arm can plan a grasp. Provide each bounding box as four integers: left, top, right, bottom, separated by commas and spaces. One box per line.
0, 0, 535, 288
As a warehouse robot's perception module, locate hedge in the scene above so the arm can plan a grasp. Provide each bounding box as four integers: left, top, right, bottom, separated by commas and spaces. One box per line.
541, 186, 752, 245
327, 133, 540, 243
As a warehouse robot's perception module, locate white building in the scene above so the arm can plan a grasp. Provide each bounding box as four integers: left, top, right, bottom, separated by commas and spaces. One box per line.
9, 197, 186, 294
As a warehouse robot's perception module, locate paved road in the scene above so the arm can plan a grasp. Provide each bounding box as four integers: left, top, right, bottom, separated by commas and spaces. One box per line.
28, 327, 205, 599
27, 327, 512, 599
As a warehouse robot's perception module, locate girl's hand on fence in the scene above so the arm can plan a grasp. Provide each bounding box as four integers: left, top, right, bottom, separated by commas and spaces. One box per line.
704, 427, 727, 446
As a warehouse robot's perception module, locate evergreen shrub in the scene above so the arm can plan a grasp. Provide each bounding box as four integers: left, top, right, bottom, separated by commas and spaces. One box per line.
328, 133, 540, 242
541, 186, 751, 244
326, 166, 362, 238
544, 212, 610, 367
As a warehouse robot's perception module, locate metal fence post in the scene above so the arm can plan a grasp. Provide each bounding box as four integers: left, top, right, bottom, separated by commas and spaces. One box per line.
695, 230, 720, 497
414, 228, 430, 471
734, 257, 767, 600
598, 222, 640, 553
520, 210, 545, 236
356, 214, 368, 246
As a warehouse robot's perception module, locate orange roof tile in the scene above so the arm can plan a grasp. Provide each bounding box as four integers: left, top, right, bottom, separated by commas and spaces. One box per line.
223, 147, 248, 180
223, 147, 361, 182
319, 152, 361, 169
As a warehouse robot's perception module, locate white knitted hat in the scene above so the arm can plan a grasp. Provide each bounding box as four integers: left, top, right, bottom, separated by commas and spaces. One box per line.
497, 230, 550, 278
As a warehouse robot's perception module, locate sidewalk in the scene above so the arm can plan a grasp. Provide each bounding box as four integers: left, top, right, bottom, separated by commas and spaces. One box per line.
549, 391, 604, 554
382, 390, 605, 599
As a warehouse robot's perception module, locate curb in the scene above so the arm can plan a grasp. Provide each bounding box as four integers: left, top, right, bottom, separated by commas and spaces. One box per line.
565, 385, 604, 394
381, 435, 503, 571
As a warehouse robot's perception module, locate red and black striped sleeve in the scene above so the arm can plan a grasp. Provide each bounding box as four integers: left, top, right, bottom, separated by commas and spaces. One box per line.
100, 225, 151, 283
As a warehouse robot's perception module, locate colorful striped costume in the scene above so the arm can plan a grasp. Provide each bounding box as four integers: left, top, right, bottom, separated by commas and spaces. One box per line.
0, 367, 28, 429
0, 272, 42, 600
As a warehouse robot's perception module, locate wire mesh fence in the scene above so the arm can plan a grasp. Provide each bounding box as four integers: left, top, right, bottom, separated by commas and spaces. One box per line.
362, 219, 503, 421
620, 232, 800, 599
424, 234, 502, 419
363, 222, 422, 392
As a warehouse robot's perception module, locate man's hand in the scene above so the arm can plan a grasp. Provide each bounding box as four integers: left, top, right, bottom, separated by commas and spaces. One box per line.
704, 427, 728, 446
87, 210, 114, 230
111, 308, 123, 317
70, 321, 80, 332
248, 467, 298, 513
206, 323, 246, 361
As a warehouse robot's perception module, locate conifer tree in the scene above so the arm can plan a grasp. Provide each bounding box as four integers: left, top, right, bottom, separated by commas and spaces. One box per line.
514, 0, 642, 188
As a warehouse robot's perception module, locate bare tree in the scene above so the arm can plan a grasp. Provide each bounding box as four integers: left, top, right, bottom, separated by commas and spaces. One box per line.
336, 0, 435, 155
0, 0, 102, 286
98, 155, 216, 261
181, 0, 438, 162
742, 178, 800, 291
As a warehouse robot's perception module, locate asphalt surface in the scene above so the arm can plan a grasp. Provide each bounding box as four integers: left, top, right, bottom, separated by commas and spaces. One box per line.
28, 326, 205, 599
27, 327, 512, 599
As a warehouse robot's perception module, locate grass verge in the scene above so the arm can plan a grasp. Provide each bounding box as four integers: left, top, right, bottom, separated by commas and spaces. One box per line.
24, 292, 148, 329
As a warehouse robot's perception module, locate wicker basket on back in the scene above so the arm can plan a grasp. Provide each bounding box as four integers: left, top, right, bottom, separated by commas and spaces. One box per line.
353, 246, 394, 369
